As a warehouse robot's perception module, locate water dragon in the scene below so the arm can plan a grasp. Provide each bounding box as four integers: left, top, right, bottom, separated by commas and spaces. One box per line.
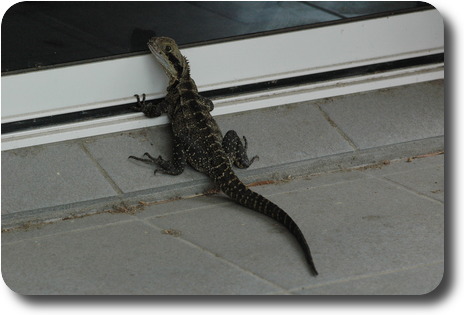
129, 37, 318, 276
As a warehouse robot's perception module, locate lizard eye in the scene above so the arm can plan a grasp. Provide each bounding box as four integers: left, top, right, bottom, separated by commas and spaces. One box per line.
165, 45, 172, 53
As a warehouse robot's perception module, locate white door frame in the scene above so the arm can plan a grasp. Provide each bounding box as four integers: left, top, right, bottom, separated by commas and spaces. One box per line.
1, 9, 444, 150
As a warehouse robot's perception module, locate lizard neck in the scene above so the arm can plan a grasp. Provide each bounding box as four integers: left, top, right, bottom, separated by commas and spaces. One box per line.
169, 59, 199, 94
166, 55, 190, 86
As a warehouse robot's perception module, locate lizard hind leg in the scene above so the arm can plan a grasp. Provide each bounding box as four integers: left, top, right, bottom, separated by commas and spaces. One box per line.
128, 137, 186, 175
129, 152, 185, 175
222, 130, 259, 169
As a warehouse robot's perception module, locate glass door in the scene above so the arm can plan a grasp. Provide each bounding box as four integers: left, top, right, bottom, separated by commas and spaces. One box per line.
1, 2, 442, 150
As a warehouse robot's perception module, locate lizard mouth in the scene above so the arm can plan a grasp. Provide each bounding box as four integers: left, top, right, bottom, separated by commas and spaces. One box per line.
148, 44, 170, 69
147, 38, 162, 56
147, 39, 166, 63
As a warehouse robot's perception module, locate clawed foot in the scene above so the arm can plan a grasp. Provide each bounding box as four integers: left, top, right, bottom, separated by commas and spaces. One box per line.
242, 136, 259, 166
131, 93, 164, 117
128, 152, 163, 175
242, 136, 259, 164
129, 152, 158, 163
131, 93, 147, 112
249, 155, 259, 165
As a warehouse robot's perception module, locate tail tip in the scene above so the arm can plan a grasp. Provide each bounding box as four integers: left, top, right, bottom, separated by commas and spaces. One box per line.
309, 263, 319, 276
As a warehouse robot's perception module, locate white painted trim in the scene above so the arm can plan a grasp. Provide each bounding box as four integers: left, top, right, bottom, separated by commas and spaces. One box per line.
1, 63, 444, 151
1, 9, 443, 123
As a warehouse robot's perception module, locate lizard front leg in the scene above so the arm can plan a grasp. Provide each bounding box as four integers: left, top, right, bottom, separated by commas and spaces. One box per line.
199, 95, 214, 111
132, 93, 169, 118
222, 130, 259, 169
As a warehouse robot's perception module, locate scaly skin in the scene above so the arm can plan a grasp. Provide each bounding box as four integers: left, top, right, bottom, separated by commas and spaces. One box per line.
129, 37, 318, 276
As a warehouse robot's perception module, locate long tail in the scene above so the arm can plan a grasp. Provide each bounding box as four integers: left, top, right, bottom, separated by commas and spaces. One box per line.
215, 169, 318, 276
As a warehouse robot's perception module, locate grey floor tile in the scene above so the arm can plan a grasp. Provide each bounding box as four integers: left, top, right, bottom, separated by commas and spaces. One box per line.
246, 154, 443, 200
293, 178, 444, 282
363, 154, 444, 177
134, 194, 228, 219
249, 168, 366, 197
1, 142, 118, 214
2, 219, 279, 294
319, 80, 444, 150
296, 262, 443, 295
82, 128, 204, 193
83, 99, 354, 194
1, 154, 444, 295
145, 202, 317, 288
1, 79, 445, 294
145, 172, 443, 291
362, 154, 444, 202
383, 163, 444, 202
216, 101, 354, 167
1, 212, 135, 243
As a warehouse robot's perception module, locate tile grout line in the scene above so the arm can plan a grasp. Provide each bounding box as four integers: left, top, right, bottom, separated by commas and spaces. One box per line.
366, 172, 444, 205
315, 103, 359, 151
288, 260, 444, 293
138, 198, 231, 219
252, 156, 419, 199
262, 174, 365, 199
136, 216, 292, 294
2, 137, 444, 231
4, 213, 289, 293
1, 217, 137, 245
361, 160, 444, 178
78, 141, 125, 195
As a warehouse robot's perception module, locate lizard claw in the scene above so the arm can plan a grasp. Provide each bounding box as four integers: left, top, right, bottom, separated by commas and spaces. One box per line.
250, 155, 259, 165
131, 93, 146, 112
134, 93, 146, 103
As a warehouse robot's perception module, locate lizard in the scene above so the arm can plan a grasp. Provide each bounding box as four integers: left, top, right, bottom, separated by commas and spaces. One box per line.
129, 36, 318, 276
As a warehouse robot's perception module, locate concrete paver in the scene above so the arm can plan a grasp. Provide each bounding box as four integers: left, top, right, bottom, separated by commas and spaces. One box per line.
1, 81, 444, 220
2, 155, 444, 294
82, 127, 203, 194
215, 102, 355, 166
1, 80, 444, 294
383, 163, 444, 202
2, 219, 279, 294
319, 81, 444, 149
1, 142, 118, 214
296, 263, 443, 295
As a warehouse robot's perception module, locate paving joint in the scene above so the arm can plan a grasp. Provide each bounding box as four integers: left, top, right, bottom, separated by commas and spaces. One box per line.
0, 80, 444, 294
138, 217, 289, 292
374, 174, 444, 204
315, 103, 359, 151
289, 260, 444, 294
1, 137, 444, 231
79, 141, 125, 195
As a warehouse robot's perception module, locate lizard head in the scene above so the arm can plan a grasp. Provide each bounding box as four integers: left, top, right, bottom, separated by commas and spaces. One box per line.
147, 37, 187, 80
